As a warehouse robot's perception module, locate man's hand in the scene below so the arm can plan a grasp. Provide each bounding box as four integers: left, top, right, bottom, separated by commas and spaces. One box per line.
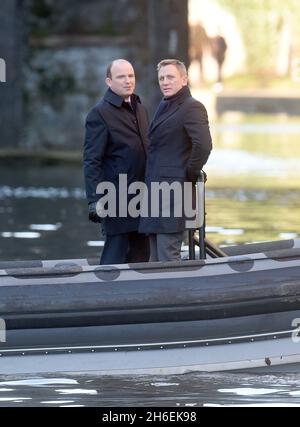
88, 202, 102, 223
187, 168, 207, 184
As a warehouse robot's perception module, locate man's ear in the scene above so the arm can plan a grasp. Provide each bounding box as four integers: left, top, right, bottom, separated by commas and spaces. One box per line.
105, 77, 111, 88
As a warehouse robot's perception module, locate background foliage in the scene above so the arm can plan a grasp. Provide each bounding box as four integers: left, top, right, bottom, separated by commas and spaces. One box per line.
217, 0, 300, 74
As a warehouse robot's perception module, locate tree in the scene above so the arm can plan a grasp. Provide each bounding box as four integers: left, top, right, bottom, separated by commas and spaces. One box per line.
217, 0, 300, 75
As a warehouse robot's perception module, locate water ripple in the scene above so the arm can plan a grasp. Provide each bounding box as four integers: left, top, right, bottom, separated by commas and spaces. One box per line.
0, 186, 85, 200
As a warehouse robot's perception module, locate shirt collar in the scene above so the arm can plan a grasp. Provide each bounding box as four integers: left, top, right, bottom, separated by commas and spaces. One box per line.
105, 88, 140, 108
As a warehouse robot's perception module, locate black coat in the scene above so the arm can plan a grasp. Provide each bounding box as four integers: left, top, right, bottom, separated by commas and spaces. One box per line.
83, 89, 148, 235
139, 86, 212, 234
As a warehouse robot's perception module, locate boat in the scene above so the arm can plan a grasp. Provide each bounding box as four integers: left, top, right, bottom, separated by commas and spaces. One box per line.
1, 237, 300, 376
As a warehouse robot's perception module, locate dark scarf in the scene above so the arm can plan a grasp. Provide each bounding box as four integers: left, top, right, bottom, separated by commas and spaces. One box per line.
152, 85, 191, 123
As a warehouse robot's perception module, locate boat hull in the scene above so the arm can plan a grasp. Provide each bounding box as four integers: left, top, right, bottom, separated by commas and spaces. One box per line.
1, 239, 300, 375
0, 334, 299, 375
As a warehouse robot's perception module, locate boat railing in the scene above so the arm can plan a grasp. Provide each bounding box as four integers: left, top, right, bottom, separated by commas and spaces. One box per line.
188, 171, 227, 260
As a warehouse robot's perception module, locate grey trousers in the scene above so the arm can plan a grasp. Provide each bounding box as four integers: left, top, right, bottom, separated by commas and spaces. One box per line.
149, 232, 184, 262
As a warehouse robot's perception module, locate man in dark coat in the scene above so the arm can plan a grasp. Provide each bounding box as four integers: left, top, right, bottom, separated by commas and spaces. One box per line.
83, 59, 149, 264
139, 59, 212, 262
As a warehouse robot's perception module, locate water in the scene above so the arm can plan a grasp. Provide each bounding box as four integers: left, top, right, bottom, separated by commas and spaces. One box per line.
1, 114, 300, 260
0, 372, 300, 407
0, 163, 100, 261
0, 113, 300, 406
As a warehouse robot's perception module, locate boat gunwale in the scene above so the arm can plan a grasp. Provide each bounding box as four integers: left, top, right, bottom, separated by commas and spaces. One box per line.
1, 247, 300, 278
0, 329, 294, 356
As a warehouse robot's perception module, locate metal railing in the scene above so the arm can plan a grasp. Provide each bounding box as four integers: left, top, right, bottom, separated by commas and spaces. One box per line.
188, 171, 227, 260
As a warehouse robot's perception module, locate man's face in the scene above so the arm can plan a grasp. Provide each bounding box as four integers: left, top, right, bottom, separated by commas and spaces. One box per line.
158, 64, 188, 98
106, 60, 136, 99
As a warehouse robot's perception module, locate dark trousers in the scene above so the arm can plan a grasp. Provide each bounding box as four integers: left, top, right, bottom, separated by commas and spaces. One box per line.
100, 231, 149, 265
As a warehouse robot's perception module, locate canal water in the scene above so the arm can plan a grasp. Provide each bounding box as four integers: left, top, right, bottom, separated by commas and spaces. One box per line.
0, 113, 300, 406
0, 371, 300, 407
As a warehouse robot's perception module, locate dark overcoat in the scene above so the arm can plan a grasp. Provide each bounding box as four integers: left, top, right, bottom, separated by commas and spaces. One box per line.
139, 86, 212, 234
83, 89, 148, 235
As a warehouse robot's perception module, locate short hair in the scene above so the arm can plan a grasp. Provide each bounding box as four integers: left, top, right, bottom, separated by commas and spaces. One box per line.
106, 62, 114, 79
157, 59, 187, 75
106, 59, 132, 79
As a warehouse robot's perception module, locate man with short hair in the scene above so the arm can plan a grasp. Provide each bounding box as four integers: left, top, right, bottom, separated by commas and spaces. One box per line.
84, 59, 149, 264
139, 59, 212, 262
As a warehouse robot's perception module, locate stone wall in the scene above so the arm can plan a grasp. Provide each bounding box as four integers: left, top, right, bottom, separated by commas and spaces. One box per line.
0, 0, 23, 148
0, 0, 189, 151
23, 37, 132, 149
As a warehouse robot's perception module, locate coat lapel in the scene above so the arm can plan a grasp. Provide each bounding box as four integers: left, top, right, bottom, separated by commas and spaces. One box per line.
103, 89, 148, 151
149, 100, 183, 135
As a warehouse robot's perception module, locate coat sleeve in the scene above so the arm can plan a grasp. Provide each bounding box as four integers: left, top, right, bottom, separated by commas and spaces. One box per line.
83, 107, 109, 204
183, 101, 212, 182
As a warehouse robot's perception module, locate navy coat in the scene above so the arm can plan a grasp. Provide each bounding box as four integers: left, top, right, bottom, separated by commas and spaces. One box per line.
83, 89, 148, 235
139, 86, 212, 234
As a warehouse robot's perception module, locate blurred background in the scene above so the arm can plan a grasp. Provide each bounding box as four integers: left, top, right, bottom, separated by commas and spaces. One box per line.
0, 0, 300, 261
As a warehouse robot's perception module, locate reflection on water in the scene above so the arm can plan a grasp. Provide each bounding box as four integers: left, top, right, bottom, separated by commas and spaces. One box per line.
0, 372, 300, 407
208, 148, 300, 176
209, 113, 300, 179
0, 164, 101, 261
0, 113, 299, 260
204, 113, 300, 246
1, 181, 299, 259
207, 188, 300, 245
0, 113, 300, 406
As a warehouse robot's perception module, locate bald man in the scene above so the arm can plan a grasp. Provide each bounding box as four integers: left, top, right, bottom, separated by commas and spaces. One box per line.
83, 59, 149, 264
